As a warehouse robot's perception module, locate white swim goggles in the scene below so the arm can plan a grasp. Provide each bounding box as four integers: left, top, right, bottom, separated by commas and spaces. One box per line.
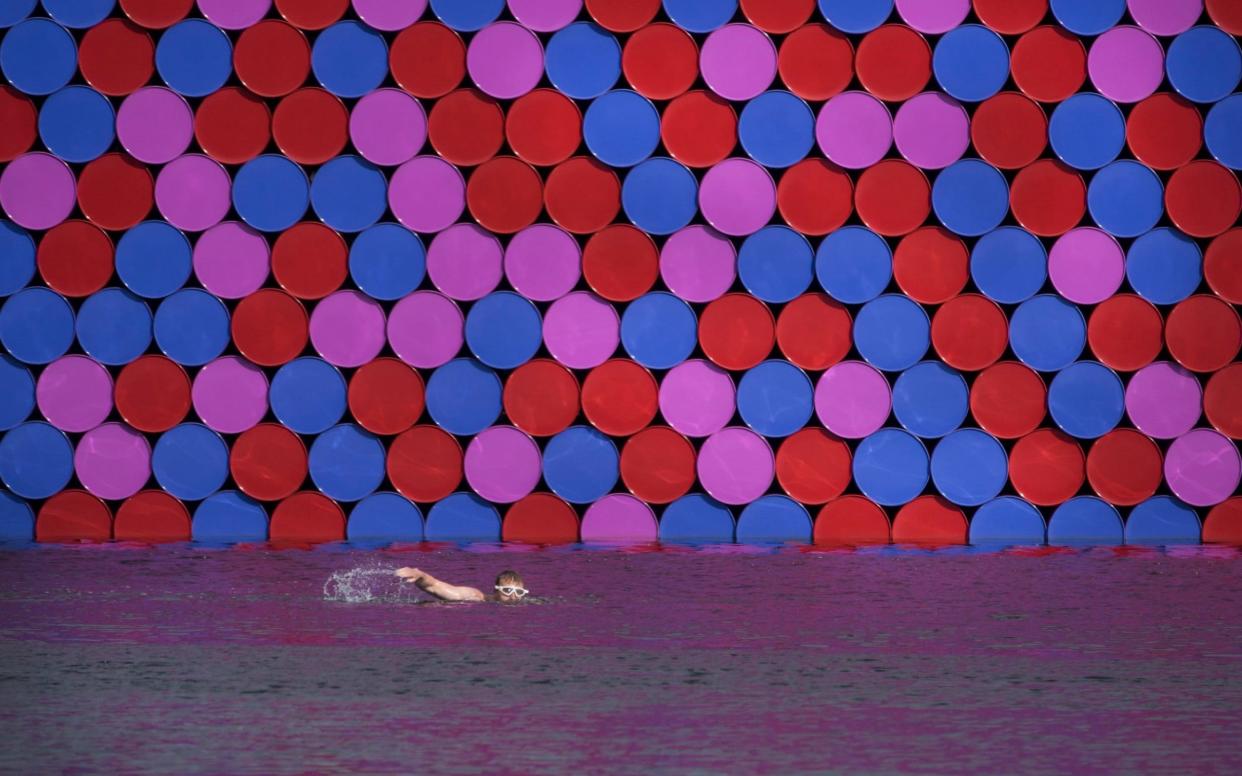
495, 585, 529, 598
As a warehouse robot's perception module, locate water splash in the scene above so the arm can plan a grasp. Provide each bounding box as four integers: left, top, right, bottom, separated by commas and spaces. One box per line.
324, 565, 421, 603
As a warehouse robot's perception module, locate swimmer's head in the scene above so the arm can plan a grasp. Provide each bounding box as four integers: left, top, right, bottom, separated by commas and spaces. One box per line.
494, 570, 527, 603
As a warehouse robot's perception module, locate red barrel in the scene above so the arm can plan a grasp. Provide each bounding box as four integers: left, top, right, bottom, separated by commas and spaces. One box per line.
661, 90, 737, 168
37, 220, 114, 298
854, 160, 930, 236
114, 355, 192, 433
37, 490, 111, 542
388, 426, 463, 503
1086, 429, 1162, 506
582, 359, 659, 437
1087, 294, 1163, 372
583, 225, 659, 302
230, 423, 309, 502
231, 289, 309, 367
970, 361, 1047, 439
892, 496, 968, 545
544, 157, 620, 234
271, 222, 347, 300
114, 491, 191, 542
270, 491, 346, 544
814, 496, 890, 545
777, 159, 853, 236
776, 293, 852, 371
931, 294, 1008, 371
428, 89, 504, 167
1009, 429, 1085, 507
503, 359, 580, 438
503, 493, 580, 544
893, 227, 967, 304
505, 88, 582, 167
349, 358, 425, 436
776, 428, 852, 505
700, 293, 775, 372
621, 426, 696, 505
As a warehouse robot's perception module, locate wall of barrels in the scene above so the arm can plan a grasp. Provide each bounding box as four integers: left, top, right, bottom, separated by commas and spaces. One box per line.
0, 0, 1240, 546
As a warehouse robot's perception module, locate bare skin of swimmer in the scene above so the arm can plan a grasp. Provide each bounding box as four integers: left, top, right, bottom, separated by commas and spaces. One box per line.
395, 567, 529, 603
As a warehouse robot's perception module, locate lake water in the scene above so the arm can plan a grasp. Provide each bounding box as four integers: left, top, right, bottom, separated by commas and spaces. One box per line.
2, 542, 1241, 775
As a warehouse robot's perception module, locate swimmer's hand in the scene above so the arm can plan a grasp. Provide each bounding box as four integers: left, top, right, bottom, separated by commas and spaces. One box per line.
394, 568, 486, 602
395, 567, 423, 582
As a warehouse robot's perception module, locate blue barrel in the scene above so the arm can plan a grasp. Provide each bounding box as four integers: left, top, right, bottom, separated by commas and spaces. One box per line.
853, 428, 930, 507
311, 155, 388, 234
465, 291, 543, 370
1125, 227, 1203, 306
545, 22, 621, 100
543, 425, 619, 504
425, 358, 502, 436
932, 159, 1009, 237
737, 360, 814, 438
816, 226, 892, 304
42, 0, 113, 28
0, 287, 75, 365
348, 492, 425, 543
1009, 294, 1086, 372
931, 429, 1008, 507
0, 355, 34, 431
622, 157, 698, 236
192, 491, 268, 543
0, 221, 35, 296
75, 288, 153, 366
154, 288, 230, 366
0, 1, 35, 27
1124, 496, 1201, 546
349, 222, 426, 301
738, 226, 814, 304
1166, 26, 1242, 104
1049, 0, 1124, 35
269, 357, 347, 435
583, 90, 660, 168
233, 155, 310, 233
659, 494, 735, 543
932, 25, 1009, 103
309, 423, 386, 502
152, 423, 229, 501
0, 421, 73, 499
430, 0, 504, 32
1048, 94, 1125, 171
155, 19, 232, 98
854, 294, 931, 372
817, 0, 892, 33
737, 495, 812, 544
620, 292, 697, 370
1048, 496, 1123, 546
1205, 95, 1242, 170
311, 21, 388, 98
116, 221, 192, 299
37, 86, 115, 163
425, 492, 501, 541
969, 497, 1046, 546
1087, 160, 1163, 239
0, 18, 77, 96
970, 227, 1047, 304
739, 91, 815, 169
0, 488, 33, 542
892, 361, 969, 439
1047, 361, 1124, 439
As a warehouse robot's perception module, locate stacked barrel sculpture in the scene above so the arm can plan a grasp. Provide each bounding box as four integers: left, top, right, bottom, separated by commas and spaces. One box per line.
1, 0, 1240, 546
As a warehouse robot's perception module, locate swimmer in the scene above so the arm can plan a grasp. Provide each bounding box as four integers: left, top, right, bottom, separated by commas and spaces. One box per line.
394, 567, 529, 603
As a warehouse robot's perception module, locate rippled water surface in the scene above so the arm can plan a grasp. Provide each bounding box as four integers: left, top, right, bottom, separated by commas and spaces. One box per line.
2, 542, 1241, 775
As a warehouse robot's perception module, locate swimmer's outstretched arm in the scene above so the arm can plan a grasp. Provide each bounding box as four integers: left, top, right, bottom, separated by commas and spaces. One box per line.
395, 567, 486, 602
